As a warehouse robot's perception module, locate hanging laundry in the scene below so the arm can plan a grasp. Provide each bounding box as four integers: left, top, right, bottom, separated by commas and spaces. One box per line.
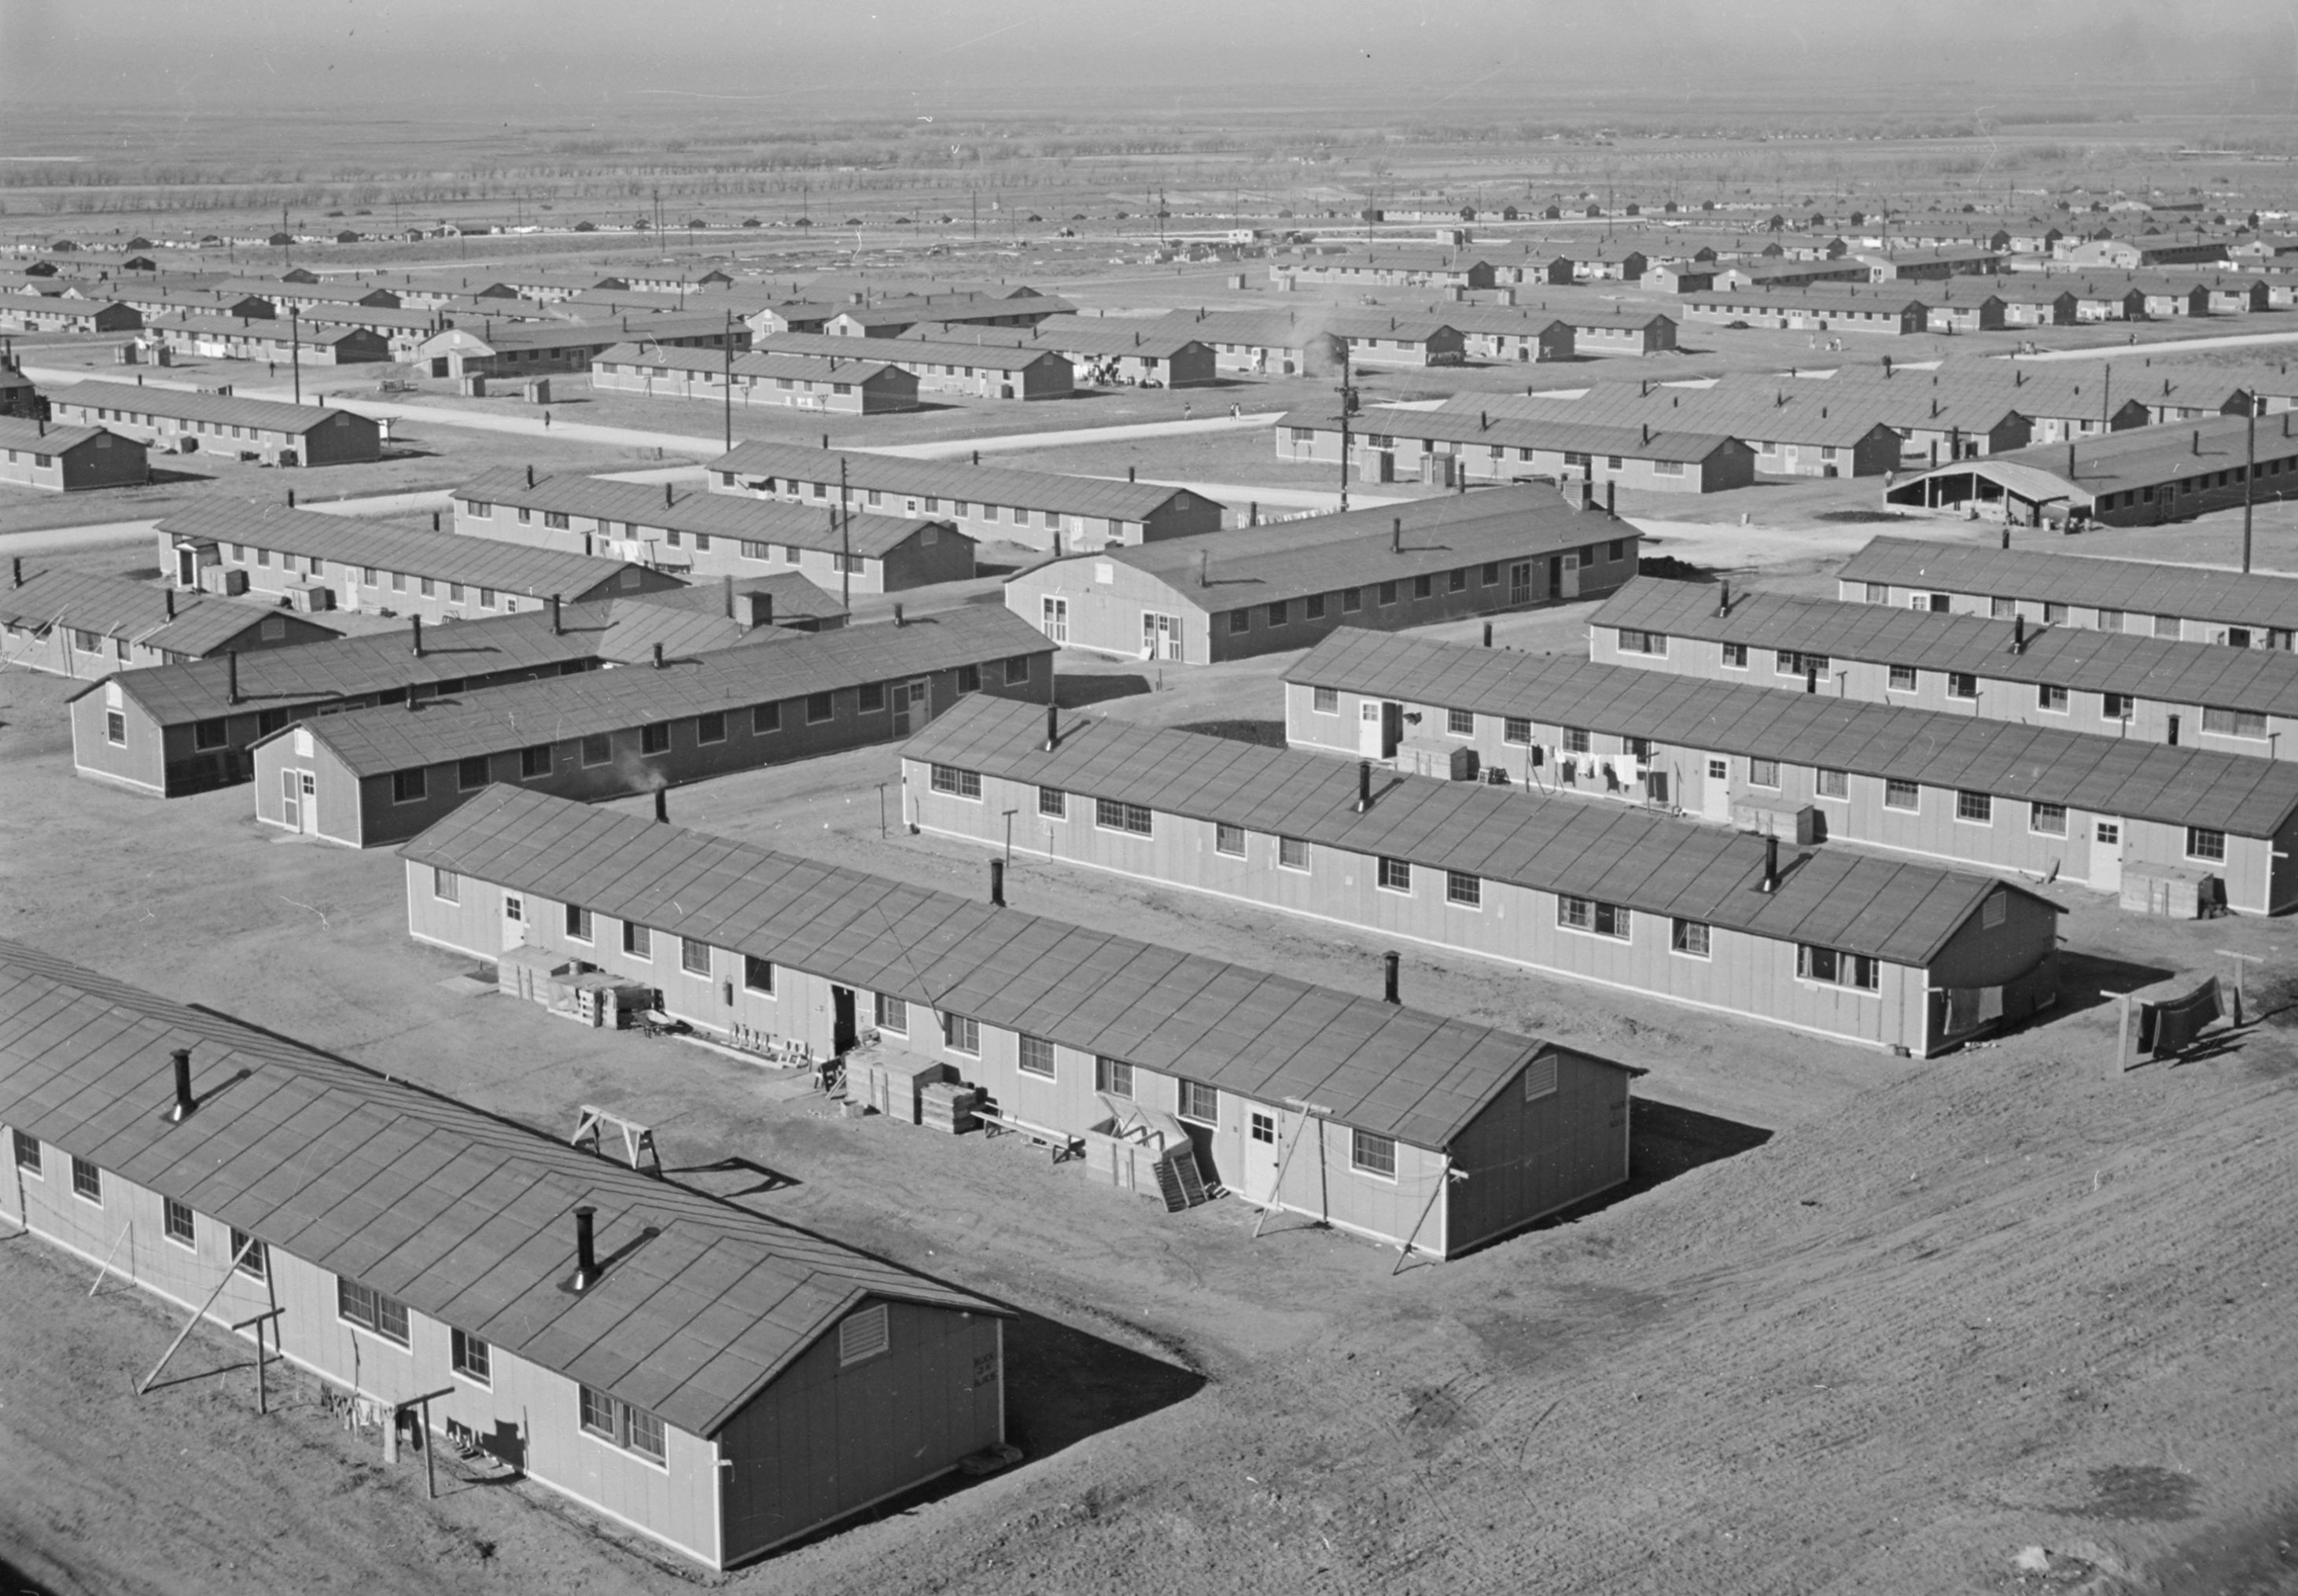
2142, 976, 2222, 1058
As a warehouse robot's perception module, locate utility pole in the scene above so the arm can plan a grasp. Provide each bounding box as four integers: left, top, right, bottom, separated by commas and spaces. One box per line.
723, 310, 735, 454
2245, 397, 2258, 573
838, 456, 852, 610
289, 306, 302, 405
1335, 344, 1357, 513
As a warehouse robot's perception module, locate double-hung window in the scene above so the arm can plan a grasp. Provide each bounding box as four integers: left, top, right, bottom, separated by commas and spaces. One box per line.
930, 764, 981, 800
338, 1278, 411, 1346
1377, 856, 1412, 893
1350, 1130, 1396, 1179
1799, 944, 1880, 991
1096, 797, 1151, 835
1558, 897, 1629, 940
1018, 1035, 1055, 1079
874, 992, 908, 1034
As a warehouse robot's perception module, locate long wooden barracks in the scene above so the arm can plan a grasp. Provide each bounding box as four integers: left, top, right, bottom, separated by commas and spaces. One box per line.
157, 500, 686, 622
1003, 487, 1639, 665
1292, 623, 2298, 915
68, 591, 817, 798
1839, 535, 2298, 649
0, 939, 1008, 1570
46, 381, 383, 467
403, 785, 1635, 1260
252, 606, 1051, 848
708, 439, 1224, 554
1592, 577, 2298, 757
2, 563, 337, 676
451, 468, 975, 594
903, 694, 2062, 1054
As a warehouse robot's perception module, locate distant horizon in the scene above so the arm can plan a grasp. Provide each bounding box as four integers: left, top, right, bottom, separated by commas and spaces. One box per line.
6, 0, 2297, 120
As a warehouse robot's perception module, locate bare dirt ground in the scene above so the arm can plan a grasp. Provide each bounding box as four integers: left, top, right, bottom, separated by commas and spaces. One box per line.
5, 542, 2298, 1593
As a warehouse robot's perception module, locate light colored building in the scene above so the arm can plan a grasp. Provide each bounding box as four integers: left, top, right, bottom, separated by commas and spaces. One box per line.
403, 785, 1637, 1260
47, 382, 381, 467
0, 417, 148, 491
903, 693, 2063, 1054
1839, 534, 2298, 649
253, 605, 1051, 847
708, 439, 1222, 553
1004, 487, 1638, 664
0, 938, 1007, 1572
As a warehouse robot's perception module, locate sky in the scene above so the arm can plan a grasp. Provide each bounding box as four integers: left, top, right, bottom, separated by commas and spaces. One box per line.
2, 0, 2295, 117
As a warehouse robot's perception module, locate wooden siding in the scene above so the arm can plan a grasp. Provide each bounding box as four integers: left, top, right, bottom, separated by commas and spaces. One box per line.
1445, 1049, 1630, 1252
0, 1137, 723, 1568
402, 862, 1579, 1254
716, 1299, 1001, 1564
906, 763, 1967, 1054
263, 660, 1050, 848
1297, 678, 2285, 914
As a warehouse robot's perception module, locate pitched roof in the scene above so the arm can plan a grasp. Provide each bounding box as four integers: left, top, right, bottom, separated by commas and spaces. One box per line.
1891, 411, 2298, 502
403, 787, 1576, 1153
757, 330, 1072, 373
0, 938, 1000, 1438
1840, 533, 2298, 631
94, 605, 609, 724
1290, 404, 1744, 462
454, 469, 957, 561
290, 608, 1045, 775
709, 440, 1217, 523
1596, 577, 2298, 718
1292, 622, 2298, 839
157, 501, 656, 598
1041, 485, 1622, 606
595, 342, 911, 388
0, 568, 334, 658
904, 693, 2036, 968
0, 417, 115, 455
433, 312, 738, 354
52, 381, 363, 437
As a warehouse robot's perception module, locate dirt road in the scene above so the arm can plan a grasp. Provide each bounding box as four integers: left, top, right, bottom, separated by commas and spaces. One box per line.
2, 551, 2296, 1595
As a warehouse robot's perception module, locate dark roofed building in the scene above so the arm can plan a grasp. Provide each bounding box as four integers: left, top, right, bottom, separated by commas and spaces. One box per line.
709, 439, 1223, 553
255, 605, 1052, 847
904, 693, 2060, 1054
158, 500, 686, 623
0, 417, 149, 491
0, 564, 336, 675
455, 468, 974, 593
48, 381, 381, 466
1005, 487, 1639, 664
403, 785, 1636, 1258
0, 938, 1007, 1570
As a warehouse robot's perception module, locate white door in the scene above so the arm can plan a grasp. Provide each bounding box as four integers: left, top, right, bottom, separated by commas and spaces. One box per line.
1358, 701, 1385, 756
502, 893, 526, 951
1041, 596, 1069, 645
298, 771, 317, 835
1241, 1109, 1285, 1206
1142, 612, 1181, 661
1701, 756, 1732, 823
279, 769, 300, 831
2091, 820, 2123, 894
